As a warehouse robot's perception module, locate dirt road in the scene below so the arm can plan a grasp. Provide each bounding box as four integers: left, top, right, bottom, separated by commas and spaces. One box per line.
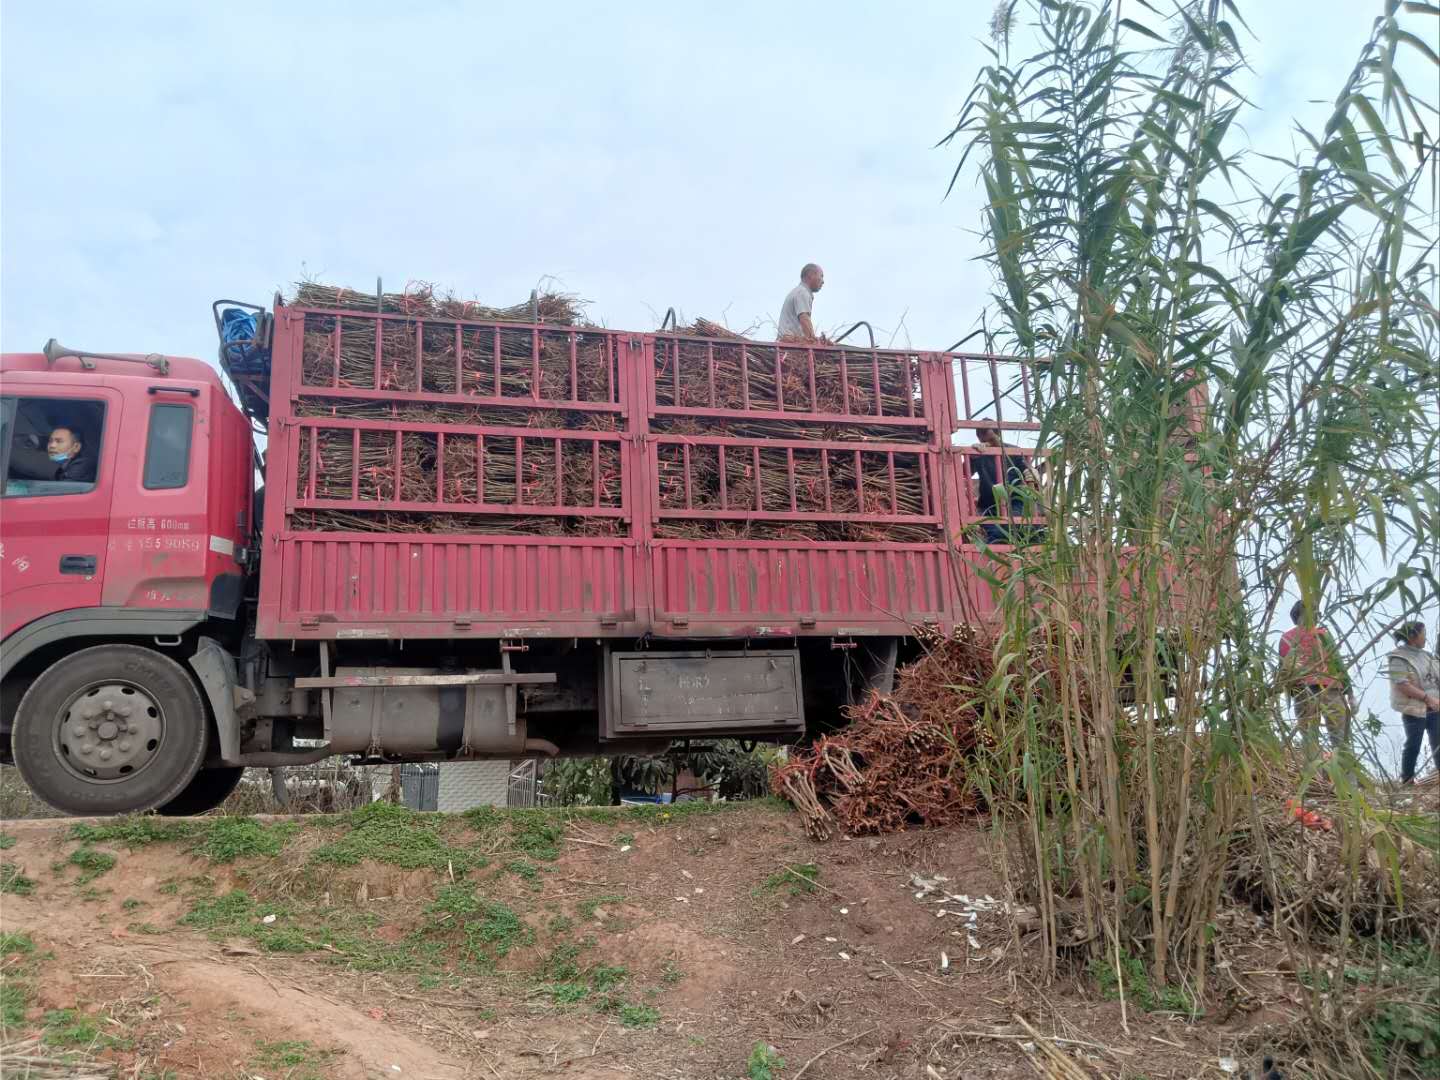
0, 802, 1251, 1078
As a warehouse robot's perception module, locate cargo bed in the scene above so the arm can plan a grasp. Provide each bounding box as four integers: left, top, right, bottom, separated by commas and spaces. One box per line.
256, 302, 1038, 641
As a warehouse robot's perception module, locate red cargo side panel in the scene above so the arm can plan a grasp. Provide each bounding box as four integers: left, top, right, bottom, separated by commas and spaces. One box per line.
260, 534, 638, 639
649, 541, 947, 637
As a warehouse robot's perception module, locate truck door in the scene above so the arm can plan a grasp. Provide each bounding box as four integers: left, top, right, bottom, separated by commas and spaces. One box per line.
0, 387, 120, 639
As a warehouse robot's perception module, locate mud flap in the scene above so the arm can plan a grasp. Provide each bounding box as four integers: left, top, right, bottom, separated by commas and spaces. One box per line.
189, 636, 243, 765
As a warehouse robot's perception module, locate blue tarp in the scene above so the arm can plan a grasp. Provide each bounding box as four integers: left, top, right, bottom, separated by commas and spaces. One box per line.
220, 307, 260, 363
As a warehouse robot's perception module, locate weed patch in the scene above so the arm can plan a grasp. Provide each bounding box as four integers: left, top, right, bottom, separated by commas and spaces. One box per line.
577, 894, 624, 921
421, 883, 532, 969
0, 833, 14, 850
550, 981, 590, 1004
0, 862, 35, 895
181, 890, 313, 953
196, 817, 295, 863
464, 900, 530, 967
65, 846, 117, 884
312, 802, 480, 874
252, 1039, 339, 1080
70, 817, 193, 847
759, 863, 819, 897
504, 858, 543, 889
747, 1042, 785, 1080
0, 931, 39, 1031
619, 1002, 660, 1028
43, 1007, 108, 1048
0, 980, 28, 1029
508, 811, 564, 861
1090, 955, 1197, 1015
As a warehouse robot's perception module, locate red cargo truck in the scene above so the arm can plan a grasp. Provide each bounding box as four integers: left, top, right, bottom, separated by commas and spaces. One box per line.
0, 294, 1040, 816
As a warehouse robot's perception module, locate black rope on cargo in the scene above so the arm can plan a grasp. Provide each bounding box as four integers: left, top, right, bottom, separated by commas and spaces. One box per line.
832, 321, 875, 349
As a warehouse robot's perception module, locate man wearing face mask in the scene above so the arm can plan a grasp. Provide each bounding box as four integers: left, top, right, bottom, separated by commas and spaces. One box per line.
47, 426, 96, 483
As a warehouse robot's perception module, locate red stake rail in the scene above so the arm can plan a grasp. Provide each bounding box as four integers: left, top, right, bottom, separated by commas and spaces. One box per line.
256, 304, 1043, 642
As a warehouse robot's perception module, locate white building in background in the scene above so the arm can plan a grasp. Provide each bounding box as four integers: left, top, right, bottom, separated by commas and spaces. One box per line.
433, 760, 512, 812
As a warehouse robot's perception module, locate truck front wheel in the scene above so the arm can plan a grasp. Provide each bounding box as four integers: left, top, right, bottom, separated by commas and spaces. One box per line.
11, 645, 207, 817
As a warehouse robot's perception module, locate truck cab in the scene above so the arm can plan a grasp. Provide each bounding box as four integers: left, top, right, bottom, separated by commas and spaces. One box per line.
0, 346, 254, 811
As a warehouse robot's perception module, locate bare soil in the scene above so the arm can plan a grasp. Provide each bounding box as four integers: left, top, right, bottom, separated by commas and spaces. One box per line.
0, 803, 1298, 1079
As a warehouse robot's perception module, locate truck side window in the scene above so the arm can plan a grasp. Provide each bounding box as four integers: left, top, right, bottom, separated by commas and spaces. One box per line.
2, 396, 105, 498
143, 403, 194, 490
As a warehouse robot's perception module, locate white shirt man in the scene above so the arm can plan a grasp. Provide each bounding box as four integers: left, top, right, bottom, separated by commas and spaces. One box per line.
778, 263, 824, 341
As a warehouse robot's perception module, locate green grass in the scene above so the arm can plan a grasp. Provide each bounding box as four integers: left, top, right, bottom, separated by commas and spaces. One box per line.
0, 863, 35, 895
619, 1003, 660, 1028
1367, 999, 1440, 1075
195, 818, 295, 863
70, 817, 193, 847
312, 802, 483, 874
578, 894, 624, 921
0, 930, 39, 1031
548, 981, 590, 1004
0, 833, 15, 850
122, 898, 144, 911
504, 858, 543, 888
589, 964, 627, 992
1089, 955, 1198, 1015
760, 863, 819, 897
42, 1008, 106, 1048
421, 883, 532, 969
426, 882, 483, 918
747, 1041, 786, 1080
507, 811, 564, 861
0, 981, 29, 1028
661, 959, 683, 986
180, 890, 316, 953
464, 900, 530, 967
539, 942, 586, 982
66, 846, 117, 884
252, 1039, 339, 1080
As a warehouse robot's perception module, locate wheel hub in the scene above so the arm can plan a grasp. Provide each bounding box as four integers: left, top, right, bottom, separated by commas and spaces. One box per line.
57, 682, 165, 782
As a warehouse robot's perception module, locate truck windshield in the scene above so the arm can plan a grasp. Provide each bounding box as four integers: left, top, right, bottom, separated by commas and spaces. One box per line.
1, 396, 105, 498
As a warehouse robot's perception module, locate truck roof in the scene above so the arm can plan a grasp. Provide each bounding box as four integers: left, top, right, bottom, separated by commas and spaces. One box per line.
0, 351, 227, 390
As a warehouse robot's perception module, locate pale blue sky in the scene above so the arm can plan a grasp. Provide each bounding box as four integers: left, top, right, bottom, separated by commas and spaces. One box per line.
2, 1, 1405, 355
2, 1, 1432, 769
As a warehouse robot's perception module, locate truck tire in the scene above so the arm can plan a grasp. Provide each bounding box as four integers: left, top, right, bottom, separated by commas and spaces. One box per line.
155, 766, 245, 817
11, 644, 208, 817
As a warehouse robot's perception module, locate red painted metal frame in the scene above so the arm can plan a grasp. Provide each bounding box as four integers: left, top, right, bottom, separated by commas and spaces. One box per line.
650, 331, 931, 428
256, 307, 1043, 642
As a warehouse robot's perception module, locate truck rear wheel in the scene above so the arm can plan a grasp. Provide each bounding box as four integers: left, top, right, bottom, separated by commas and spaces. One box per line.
11, 645, 208, 817
156, 766, 245, 817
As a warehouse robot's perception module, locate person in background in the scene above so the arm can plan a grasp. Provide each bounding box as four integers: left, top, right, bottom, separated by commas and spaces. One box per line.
778, 263, 824, 342
47, 426, 95, 483
1278, 600, 1352, 757
1387, 621, 1440, 784
970, 426, 1031, 544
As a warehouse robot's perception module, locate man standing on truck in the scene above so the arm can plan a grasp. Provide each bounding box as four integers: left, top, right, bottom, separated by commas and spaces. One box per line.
778, 263, 824, 341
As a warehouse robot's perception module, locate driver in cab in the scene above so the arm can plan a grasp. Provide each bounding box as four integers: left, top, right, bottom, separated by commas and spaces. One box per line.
47, 426, 95, 483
